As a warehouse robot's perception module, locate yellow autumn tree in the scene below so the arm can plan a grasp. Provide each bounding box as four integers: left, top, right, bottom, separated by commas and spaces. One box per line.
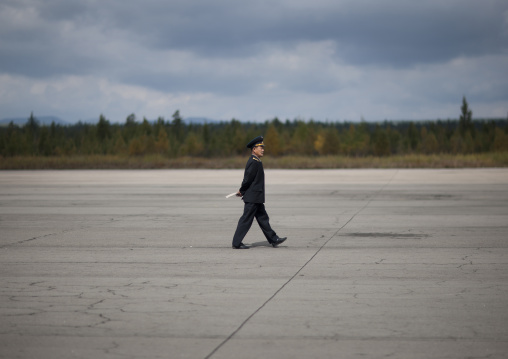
264, 124, 282, 156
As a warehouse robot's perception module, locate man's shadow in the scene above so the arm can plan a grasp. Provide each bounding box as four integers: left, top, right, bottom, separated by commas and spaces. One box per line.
248, 241, 285, 248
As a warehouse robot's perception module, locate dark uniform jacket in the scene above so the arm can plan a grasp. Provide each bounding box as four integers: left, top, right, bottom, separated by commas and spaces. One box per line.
239, 155, 265, 203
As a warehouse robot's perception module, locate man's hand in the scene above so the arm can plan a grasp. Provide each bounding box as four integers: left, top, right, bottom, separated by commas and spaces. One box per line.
236, 191, 242, 197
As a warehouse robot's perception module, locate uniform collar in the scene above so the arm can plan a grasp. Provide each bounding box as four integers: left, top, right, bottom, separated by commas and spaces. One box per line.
252, 154, 261, 162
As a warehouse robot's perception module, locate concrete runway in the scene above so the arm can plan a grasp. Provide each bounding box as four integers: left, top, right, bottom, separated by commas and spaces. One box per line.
0, 169, 507, 359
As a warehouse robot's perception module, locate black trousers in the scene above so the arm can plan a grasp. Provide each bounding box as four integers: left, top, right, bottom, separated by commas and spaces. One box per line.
232, 202, 277, 247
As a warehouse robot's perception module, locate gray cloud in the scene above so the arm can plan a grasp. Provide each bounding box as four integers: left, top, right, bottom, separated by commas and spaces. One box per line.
90, 0, 508, 64
4, 1, 507, 70
0, 0, 507, 122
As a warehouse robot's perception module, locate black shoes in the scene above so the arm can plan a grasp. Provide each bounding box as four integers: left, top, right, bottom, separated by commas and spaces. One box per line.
232, 243, 250, 249
270, 237, 287, 247
233, 238, 287, 249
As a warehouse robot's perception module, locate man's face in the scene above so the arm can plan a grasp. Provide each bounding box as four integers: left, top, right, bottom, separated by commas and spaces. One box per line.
252, 145, 264, 157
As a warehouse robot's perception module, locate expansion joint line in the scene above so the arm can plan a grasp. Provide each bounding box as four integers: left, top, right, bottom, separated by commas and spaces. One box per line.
1, 217, 124, 249
204, 170, 399, 359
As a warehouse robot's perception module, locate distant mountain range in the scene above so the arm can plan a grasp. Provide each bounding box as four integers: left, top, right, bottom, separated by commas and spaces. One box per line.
0, 116, 220, 126
0, 116, 70, 126
183, 117, 220, 124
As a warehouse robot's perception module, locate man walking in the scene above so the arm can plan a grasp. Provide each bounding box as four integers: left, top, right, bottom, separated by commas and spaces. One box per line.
232, 136, 287, 249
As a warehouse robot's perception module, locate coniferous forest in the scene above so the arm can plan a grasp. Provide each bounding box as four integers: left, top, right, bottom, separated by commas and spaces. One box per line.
1, 98, 507, 169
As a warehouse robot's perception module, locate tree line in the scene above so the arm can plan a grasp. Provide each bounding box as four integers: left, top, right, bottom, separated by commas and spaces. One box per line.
1, 98, 507, 158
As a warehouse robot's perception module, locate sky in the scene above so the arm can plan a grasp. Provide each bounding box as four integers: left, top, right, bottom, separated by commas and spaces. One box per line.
1, 0, 507, 124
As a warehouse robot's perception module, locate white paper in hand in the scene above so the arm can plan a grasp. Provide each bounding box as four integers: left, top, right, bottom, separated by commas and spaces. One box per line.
225, 192, 237, 198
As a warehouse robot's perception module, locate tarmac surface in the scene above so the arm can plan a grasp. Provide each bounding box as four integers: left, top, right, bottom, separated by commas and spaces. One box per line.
0, 168, 507, 359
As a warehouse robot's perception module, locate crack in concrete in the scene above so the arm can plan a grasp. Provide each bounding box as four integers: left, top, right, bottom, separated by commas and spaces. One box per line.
457, 255, 478, 272
0, 216, 127, 249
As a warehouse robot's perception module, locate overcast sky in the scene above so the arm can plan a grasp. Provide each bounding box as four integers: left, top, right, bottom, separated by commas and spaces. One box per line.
1, 0, 507, 123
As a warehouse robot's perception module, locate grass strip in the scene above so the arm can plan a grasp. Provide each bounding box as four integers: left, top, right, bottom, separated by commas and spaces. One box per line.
1, 152, 507, 170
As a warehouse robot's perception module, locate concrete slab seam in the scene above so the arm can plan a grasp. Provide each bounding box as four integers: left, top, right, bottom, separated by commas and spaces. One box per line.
203, 170, 399, 358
